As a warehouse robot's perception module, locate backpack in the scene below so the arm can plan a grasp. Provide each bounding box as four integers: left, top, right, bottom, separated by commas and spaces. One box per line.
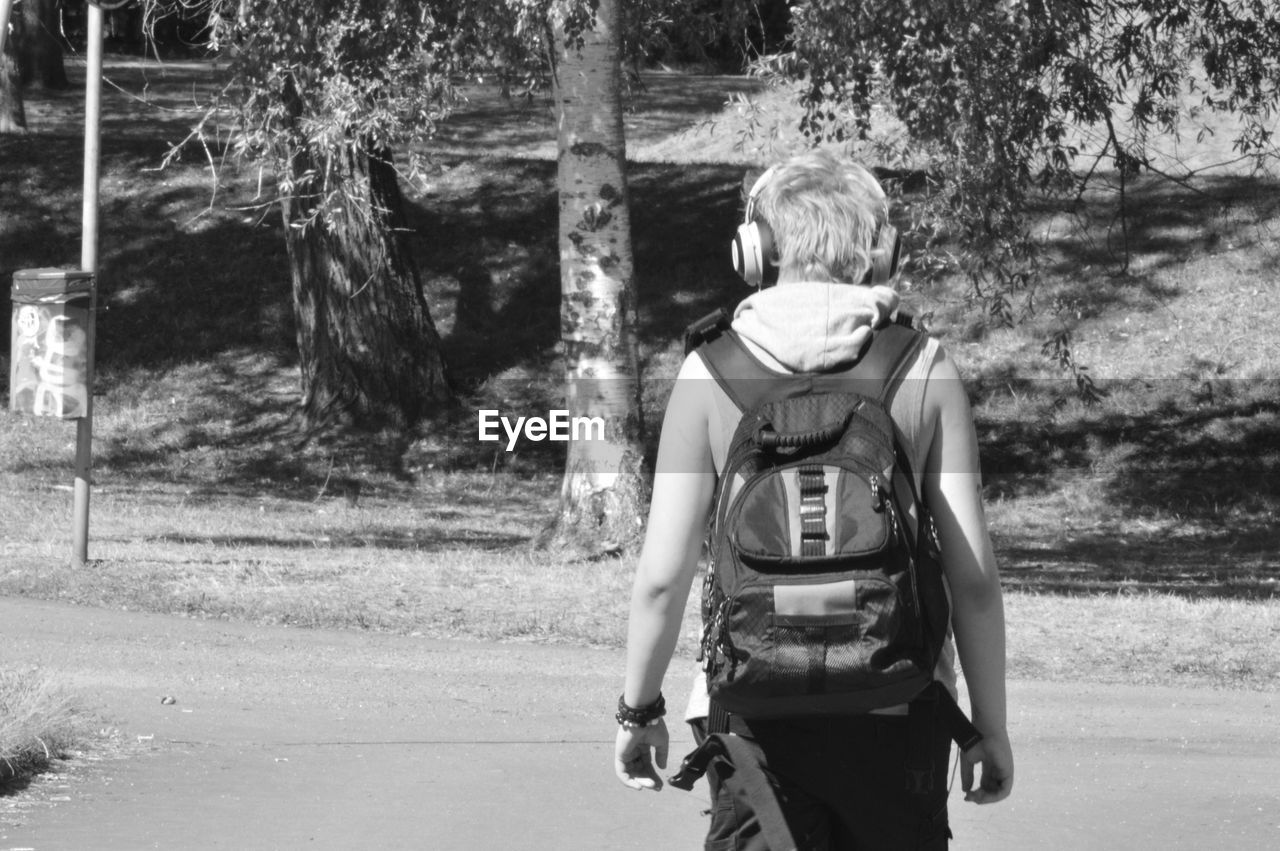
686, 311, 952, 719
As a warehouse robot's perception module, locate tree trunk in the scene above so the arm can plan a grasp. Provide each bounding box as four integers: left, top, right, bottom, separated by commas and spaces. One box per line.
280, 138, 452, 432
18, 0, 67, 90
548, 0, 647, 555
0, 35, 25, 134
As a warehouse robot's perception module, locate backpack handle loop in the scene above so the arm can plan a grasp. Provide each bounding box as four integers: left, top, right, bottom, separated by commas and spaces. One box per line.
754, 417, 849, 450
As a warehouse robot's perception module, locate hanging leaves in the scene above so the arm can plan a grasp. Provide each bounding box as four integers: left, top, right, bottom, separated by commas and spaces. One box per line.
773, 0, 1280, 315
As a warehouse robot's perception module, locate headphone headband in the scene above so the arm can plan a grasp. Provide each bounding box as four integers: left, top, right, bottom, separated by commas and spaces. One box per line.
743, 166, 776, 225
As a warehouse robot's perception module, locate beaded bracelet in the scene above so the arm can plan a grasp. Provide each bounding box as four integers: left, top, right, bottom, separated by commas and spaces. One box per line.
616, 692, 666, 728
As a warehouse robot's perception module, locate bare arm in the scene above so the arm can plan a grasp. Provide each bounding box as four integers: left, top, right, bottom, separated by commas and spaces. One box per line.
922, 353, 1013, 804
615, 355, 717, 790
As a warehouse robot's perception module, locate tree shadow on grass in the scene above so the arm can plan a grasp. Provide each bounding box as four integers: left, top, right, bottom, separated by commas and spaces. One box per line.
143, 528, 529, 552
1040, 174, 1280, 282
16, 57, 230, 145
979, 379, 1279, 598
630, 161, 748, 349
0, 134, 292, 366
997, 526, 1279, 598
936, 172, 1280, 332
403, 156, 746, 387
979, 380, 1280, 502
403, 157, 560, 388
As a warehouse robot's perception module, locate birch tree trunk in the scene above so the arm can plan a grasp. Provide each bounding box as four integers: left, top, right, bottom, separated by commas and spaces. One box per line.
549, 0, 647, 554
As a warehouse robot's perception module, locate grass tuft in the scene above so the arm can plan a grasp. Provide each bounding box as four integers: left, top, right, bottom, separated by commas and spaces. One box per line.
0, 669, 90, 788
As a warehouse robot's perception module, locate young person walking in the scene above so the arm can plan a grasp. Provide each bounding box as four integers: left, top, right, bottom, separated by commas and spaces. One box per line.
613, 150, 1013, 849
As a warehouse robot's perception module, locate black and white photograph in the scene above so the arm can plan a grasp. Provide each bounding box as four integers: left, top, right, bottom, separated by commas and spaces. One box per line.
2, 2, 1277, 848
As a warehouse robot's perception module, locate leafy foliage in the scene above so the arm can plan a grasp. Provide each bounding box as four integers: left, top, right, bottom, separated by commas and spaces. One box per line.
769, 0, 1280, 334
165, 0, 627, 212
621, 0, 786, 73
163, 0, 769, 207
193, 1, 460, 218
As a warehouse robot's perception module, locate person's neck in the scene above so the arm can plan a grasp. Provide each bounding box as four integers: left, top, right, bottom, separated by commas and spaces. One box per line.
774, 271, 843, 286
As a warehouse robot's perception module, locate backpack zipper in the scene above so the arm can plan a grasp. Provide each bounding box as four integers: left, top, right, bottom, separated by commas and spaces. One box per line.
699, 589, 736, 681
873, 472, 923, 627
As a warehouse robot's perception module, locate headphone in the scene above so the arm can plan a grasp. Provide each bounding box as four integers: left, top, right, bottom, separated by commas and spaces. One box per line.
730, 165, 902, 288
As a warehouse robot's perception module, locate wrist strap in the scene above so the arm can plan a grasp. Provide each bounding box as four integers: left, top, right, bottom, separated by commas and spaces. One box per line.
616, 693, 666, 728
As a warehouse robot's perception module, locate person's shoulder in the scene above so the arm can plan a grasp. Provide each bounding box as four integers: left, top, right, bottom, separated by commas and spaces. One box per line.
919, 341, 972, 416
922, 338, 959, 380
670, 345, 721, 412
658, 351, 718, 449
677, 349, 714, 381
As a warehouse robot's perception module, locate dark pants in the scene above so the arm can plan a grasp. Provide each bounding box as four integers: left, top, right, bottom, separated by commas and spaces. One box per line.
691, 712, 953, 851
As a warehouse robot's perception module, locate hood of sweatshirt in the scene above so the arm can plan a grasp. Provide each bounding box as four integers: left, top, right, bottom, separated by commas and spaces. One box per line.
731, 282, 901, 372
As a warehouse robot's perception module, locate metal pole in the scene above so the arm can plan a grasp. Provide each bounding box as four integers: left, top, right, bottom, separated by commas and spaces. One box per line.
73, 3, 105, 565
0, 0, 14, 59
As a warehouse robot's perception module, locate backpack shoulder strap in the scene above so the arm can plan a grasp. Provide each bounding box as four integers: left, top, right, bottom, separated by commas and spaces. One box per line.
683, 307, 733, 355
848, 324, 931, 525
669, 733, 798, 851
840, 323, 927, 403
696, 330, 813, 414
683, 306, 764, 412
690, 309, 927, 412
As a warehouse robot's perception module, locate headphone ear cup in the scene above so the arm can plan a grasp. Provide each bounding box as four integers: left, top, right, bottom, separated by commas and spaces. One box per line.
732, 222, 763, 287
867, 223, 902, 285
733, 165, 782, 286
732, 221, 777, 287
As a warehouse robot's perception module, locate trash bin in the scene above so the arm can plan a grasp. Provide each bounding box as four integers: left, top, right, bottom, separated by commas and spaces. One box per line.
9, 268, 95, 419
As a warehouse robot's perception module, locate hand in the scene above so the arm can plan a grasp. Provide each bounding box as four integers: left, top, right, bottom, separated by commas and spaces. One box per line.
961, 731, 1013, 804
614, 719, 669, 791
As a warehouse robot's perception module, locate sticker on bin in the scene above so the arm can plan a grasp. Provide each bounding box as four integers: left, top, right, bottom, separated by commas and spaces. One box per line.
9, 269, 94, 419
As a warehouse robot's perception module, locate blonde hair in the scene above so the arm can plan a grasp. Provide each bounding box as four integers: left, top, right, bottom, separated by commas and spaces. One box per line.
752, 150, 888, 284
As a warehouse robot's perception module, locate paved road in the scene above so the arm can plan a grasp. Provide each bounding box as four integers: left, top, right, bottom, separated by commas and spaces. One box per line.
1, 596, 1277, 850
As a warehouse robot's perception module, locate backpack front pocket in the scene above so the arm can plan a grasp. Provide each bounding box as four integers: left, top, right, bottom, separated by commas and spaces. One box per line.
770, 576, 919, 691
711, 573, 923, 703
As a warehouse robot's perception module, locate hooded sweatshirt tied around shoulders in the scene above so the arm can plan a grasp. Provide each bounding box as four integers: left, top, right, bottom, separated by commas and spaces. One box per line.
730, 281, 901, 372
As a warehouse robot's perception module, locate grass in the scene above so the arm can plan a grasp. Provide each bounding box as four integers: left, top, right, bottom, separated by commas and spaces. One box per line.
0, 668, 92, 789
0, 52, 1278, 707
